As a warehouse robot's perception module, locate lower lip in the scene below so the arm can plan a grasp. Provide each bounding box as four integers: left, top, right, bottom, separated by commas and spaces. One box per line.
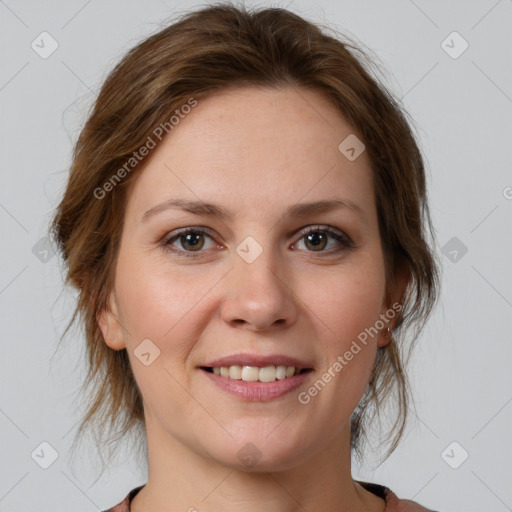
200, 368, 312, 401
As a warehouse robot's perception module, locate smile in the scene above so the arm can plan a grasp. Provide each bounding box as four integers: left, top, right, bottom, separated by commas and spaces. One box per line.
202, 365, 311, 383
200, 365, 313, 401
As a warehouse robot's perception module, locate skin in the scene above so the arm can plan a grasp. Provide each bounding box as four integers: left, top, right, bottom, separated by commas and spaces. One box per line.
99, 85, 408, 512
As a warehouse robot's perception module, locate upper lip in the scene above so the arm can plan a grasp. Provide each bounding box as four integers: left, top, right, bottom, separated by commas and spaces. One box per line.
202, 353, 314, 370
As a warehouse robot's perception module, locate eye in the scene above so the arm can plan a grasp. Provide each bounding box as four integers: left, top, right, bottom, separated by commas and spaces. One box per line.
163, 227, 217, 257
293, 225, 354, 254
162, 225, 354, 258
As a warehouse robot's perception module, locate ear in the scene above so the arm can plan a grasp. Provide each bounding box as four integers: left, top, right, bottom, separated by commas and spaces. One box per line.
377, 263, 410, 348
97, 290, 127, 351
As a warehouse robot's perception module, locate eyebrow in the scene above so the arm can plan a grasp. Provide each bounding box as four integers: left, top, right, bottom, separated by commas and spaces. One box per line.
141, 198, 366, 223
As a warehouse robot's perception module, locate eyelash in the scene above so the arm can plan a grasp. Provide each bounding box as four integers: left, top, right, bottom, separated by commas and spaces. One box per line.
161, 225, 355, 259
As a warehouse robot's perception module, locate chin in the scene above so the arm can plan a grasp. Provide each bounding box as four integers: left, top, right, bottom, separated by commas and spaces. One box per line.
204, 430, 311, 473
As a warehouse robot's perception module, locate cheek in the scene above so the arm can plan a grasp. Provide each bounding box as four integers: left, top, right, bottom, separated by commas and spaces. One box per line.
301, 253, 386, 393
113, 251, 210, 411
304, 258, 386, 344
114, 249, 218, 356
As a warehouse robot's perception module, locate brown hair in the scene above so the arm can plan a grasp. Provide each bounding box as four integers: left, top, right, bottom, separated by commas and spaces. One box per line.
51, 2, 440, 473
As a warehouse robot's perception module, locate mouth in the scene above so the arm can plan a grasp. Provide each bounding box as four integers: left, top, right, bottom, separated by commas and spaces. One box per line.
200, 365, 313, 383
199, 353, 315, 401
200, 364, 314, 401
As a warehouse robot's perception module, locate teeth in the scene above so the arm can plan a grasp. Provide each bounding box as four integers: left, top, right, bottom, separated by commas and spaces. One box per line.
241, 366, 259, 381
258, 366, 276, 383
210, 365, 301, 382
275, 365, 287, 380
229, 365, 242, 379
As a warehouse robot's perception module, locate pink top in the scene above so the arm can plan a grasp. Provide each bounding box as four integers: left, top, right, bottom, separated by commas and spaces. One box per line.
102, 480, 439, 511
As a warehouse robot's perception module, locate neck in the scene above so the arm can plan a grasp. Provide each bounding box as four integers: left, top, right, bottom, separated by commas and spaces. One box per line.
131, 415, 385, 512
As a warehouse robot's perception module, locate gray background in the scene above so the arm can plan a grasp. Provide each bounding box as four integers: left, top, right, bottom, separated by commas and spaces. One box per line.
1, 0, 511, 511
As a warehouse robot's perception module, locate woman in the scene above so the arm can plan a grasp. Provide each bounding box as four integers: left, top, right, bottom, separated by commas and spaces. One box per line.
51, 4, 440, 511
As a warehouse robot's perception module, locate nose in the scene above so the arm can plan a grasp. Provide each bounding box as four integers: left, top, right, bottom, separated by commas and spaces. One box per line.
220, 241, 299, 332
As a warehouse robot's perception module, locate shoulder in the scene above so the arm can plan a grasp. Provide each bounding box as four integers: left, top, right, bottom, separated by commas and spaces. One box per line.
102, 485, 145, 512
356, 480, 440, 512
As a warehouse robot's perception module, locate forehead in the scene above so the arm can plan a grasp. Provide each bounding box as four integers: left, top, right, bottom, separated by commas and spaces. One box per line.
124, 86, 376, 225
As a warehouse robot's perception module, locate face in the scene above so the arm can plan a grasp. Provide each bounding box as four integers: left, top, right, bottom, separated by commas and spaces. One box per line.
99, 86, 404, 472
